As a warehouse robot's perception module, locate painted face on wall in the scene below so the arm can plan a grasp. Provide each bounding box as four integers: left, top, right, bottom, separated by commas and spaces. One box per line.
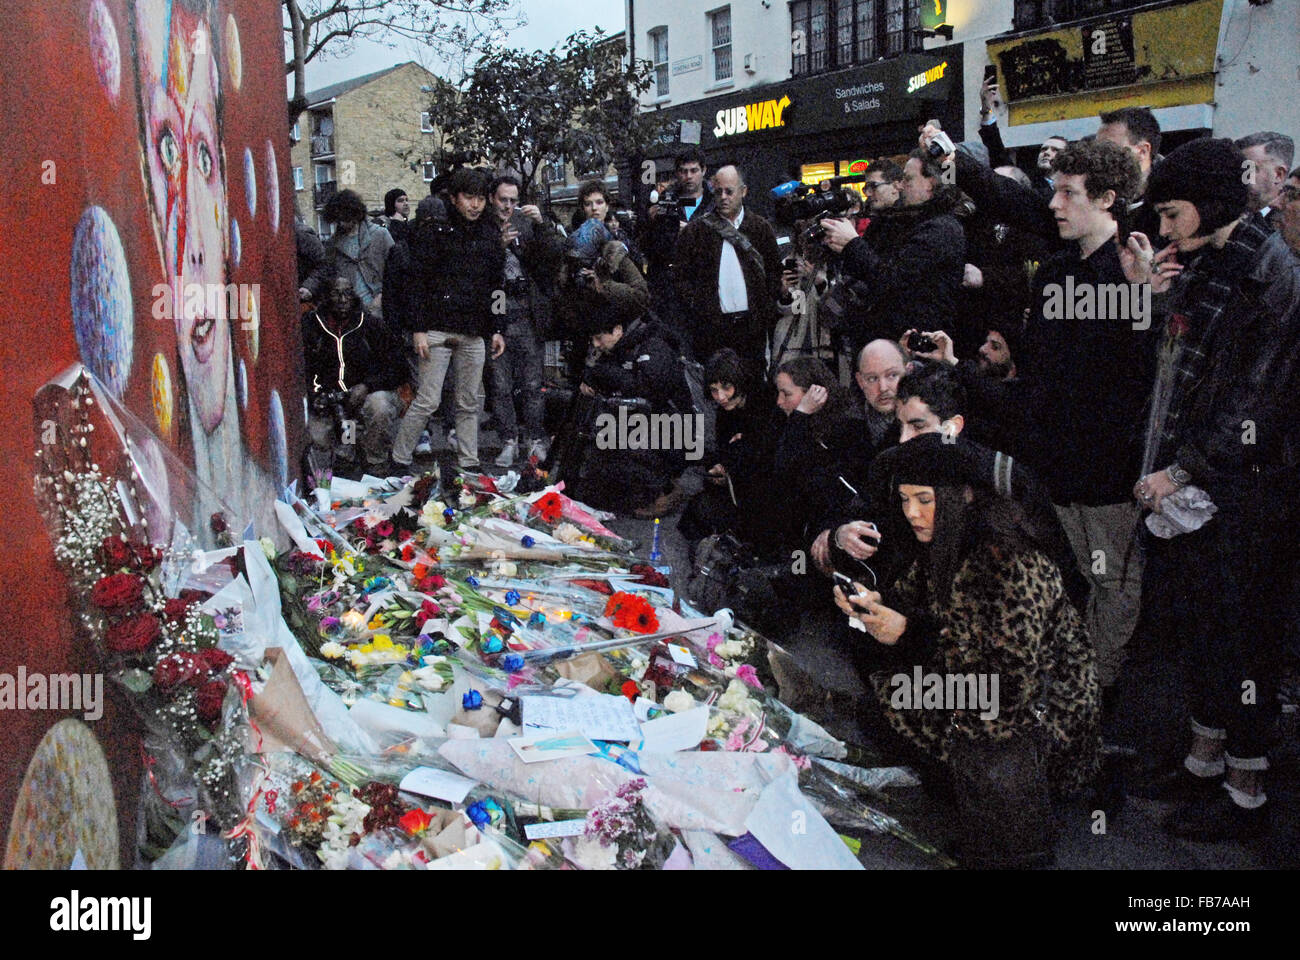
134, 0, 229, 434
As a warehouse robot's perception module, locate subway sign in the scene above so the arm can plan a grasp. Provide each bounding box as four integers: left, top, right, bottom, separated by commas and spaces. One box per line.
906, 60, 949, 94
713, 95, 792, 138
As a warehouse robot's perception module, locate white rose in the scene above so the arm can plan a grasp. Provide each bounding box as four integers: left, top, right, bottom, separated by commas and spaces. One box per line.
259, 537, 278, 560
320, 641, 346, 660
663, 690, 696, 713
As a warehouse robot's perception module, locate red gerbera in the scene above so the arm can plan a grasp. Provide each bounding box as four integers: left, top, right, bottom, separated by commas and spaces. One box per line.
529, 492, 564, 524
620, 680, 640, 703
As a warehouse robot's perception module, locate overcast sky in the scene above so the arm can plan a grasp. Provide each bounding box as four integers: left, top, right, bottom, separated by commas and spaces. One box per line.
294, 0, 626, 94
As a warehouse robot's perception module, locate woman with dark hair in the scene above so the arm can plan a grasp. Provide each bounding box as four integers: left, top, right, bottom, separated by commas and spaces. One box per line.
382, 187, 411, 243
768, 357, 860, 556
678, 349, 778, 547
834, 436, 1100, 864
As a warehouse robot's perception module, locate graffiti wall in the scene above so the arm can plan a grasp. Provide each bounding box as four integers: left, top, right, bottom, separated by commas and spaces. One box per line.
0, 0, 303, 866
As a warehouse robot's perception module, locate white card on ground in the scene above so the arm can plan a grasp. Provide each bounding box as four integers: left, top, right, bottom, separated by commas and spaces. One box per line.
667, 643, 698, 667
638, 704, 708, 753
508, 729, 599, 763
399, 766, 478, 804
524, 819, 587, 840
632, 696, 659, 723
522, 693, 642, 742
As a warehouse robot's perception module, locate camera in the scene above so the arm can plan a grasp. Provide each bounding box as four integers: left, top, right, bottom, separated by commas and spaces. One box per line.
649, 188, 682, 219
907, 331, 938, 353
613, 209, 636, 230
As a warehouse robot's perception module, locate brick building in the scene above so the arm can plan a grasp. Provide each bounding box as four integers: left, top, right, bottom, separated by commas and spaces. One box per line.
289, 61, 441, 239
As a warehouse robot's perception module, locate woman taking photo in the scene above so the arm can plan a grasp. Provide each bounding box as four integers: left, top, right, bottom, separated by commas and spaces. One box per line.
834, 435, 1100, 866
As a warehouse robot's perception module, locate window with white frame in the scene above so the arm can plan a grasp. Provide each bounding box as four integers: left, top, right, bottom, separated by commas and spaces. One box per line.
422, 161, 436, 182
649, 27, 669, 97
710, 8, 732, 83
290, 121, 300, 143
293, 166, 303, 190
420, 111, 433, 133
543, 158, 566, 184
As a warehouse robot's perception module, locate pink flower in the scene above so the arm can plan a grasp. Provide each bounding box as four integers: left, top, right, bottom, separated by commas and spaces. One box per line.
724, 730, 746, 752
706, 633, 724, 654
736, 664, 762, 690
708, 652, 725, 669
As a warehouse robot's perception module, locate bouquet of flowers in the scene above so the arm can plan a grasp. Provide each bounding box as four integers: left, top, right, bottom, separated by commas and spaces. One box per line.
566, 779, 677, 870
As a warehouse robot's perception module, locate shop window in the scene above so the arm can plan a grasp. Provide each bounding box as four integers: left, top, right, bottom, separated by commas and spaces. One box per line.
650, 27, 669, 97
800, 161, 837, 185
710, 7, 732, 83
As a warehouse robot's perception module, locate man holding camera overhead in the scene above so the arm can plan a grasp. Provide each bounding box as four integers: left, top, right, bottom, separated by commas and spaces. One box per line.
819, 143, 968, 352
674, 164, 786, 372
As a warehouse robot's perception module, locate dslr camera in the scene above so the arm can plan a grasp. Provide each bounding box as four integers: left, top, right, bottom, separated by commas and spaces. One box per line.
648, 188, 682, 219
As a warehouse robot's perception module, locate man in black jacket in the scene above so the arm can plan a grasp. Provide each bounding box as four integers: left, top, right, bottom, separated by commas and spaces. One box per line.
674, 164, 784, 371
820, 150, 968, 349
568, 313, 695, 511
390, 167, 506, 471
914, 138, 1153, 700
487, 174, 564, 466
302, 277, 407, 474
642, 149, 715, 334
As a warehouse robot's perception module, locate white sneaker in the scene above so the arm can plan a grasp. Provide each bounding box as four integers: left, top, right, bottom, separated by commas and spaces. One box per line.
494, 440, 519, 467
527, 437, 549, 461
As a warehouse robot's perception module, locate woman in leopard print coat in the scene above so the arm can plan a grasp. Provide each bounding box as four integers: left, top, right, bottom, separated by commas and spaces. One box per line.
834, 447, 1100, 798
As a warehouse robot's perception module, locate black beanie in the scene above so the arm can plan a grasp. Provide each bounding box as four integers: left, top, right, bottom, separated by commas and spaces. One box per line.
1146, 137, 1249, 233
876, 433, 1009, 494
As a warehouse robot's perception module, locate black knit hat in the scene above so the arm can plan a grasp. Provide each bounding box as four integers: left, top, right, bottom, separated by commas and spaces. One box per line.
875, 434, 1018, 497
1146, 137, 1249, 233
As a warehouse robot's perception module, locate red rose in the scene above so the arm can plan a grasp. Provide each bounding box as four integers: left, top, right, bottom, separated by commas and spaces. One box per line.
163, 598, 191, 623
418, 574, 446, 592
91, 573, 145, 613
210, 513, 228, 534
197, 648, 234, 675
196, 680, 228, 723
100, 536, 133, 569
105, 613, 161, 654
132, 542, 163, 572
153, 652, 202, 691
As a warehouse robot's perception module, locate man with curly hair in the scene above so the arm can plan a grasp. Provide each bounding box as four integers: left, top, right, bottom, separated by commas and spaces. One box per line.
915, 138, 1156, 704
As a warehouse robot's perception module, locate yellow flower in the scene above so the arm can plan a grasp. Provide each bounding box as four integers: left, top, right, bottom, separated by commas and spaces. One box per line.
372, 635, 393, 649
368, 614, 386, 630
359, 643, 375, 654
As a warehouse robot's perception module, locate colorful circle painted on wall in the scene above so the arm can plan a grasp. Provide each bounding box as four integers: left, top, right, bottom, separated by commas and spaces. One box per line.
70, 206, 133, 399
269, 389, 287, 491
88, 0, 121, 102
4, 719, 120, 870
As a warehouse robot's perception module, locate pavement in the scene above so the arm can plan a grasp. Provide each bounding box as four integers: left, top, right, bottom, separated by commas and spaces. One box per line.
442, 427, 1300, 869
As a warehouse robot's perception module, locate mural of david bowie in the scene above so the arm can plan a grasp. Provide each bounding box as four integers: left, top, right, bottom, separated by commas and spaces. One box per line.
129, 0, 277, 542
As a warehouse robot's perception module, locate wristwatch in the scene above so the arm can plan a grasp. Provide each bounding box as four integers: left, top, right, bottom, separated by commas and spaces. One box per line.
1166, 463, 1192, 487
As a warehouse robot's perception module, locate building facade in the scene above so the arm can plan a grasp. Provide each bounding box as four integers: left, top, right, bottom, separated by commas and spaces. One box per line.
288, 61, 441, 239
626, 0, 1298, 212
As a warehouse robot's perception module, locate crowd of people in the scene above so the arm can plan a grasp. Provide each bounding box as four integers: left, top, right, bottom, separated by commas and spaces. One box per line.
290, 93, 1300, 864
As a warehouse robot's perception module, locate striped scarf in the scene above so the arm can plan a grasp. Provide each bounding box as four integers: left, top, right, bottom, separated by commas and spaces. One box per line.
1155, 212, 1273, 464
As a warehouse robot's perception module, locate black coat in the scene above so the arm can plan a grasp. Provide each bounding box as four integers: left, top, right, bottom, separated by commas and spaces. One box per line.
404, 207, 506, 338
838, 189, 968, 345
581, 318, 692, 414
769, 408, 869, 555
964, 240, 1156, 506
301, 309, 406, 395
295, 221, 333, 302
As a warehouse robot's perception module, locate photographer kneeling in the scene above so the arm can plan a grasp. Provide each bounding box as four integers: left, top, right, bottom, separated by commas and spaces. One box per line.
834, 437, 1100, 867
302, 277, 407, 477
561, 310, 695, 514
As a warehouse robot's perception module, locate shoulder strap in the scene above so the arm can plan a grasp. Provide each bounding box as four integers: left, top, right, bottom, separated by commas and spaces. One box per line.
701, 212, 766, 280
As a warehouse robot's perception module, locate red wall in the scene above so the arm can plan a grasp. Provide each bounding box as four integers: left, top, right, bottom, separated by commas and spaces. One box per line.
0, 0, 304, 864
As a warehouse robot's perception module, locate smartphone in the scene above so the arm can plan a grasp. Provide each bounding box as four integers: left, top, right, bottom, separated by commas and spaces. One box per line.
831, 571, 855, 591
984, 64, 998, 86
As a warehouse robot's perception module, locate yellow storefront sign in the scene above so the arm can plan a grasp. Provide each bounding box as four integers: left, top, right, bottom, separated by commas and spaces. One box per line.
986, 0, 1222, 125
714, 95, 792, 138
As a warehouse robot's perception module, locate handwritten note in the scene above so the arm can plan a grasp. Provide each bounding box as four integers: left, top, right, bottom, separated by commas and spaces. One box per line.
522, 694, 642, 743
